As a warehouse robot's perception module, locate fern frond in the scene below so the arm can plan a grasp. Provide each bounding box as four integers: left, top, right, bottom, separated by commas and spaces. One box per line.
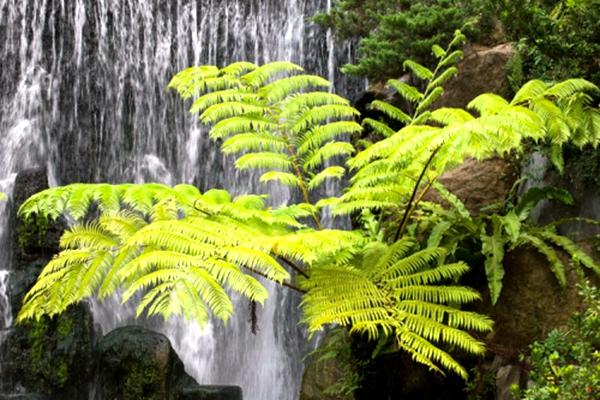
240, 61, 304, 87
403, 60, 433, 80
235, 152, 292, 171
387, 80, 423, 103
307, 166, 346, 191
370, 100, 411, 124
259, 75, 330, 103
302, 142, 354, 170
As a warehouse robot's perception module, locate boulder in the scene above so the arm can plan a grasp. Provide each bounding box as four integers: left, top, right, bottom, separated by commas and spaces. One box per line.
177, 386, 243, 400
0, 394, 49, 400
10, 167, 67, 262
434, 43, 516, 109
496, 364, 523, 400
0, 304, 96, 399
425, 157, 518, 215
95, 325, 242, 400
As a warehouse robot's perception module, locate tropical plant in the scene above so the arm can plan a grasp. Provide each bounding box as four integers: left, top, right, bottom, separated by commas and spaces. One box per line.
302, 238, 493, 378
417, 184, 600, 304
167, 61, 361, 228
497, 0, 600, 86
17, 182, 364, 323
516, 280, 600, 400
333, 44, 600, 223
17, 59, 495, 378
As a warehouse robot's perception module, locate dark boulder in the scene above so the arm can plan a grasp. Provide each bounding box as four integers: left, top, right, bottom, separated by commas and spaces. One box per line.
10, 167, 67, 263
0, 394, 49, 400
177, 386, 243, 400
0, 304, 96, 400
95, 325, 242, 400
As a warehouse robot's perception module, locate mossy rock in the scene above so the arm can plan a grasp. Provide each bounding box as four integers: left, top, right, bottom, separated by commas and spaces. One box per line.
0, 304, 95, 399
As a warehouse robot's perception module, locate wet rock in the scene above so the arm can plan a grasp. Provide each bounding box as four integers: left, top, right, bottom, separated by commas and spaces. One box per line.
0, 394, 49, 400
96, 325, 179, 400
176, 386, 243, 400
425, 157, 518, 215
0, 304, 96, 400
483, 247, 584, 357
96, 325, 242, 400
11, 168, 48, 210
496, 364, 522, 400
435, 43, 516, 108
10, 168, 67, 263
300, 352, 353, 400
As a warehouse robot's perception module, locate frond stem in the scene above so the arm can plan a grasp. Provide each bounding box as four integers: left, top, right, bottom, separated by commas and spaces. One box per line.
279, 255, 310, 279
394, 145, 442, 242
245, 267, 307, 294
284, 138, 322, 229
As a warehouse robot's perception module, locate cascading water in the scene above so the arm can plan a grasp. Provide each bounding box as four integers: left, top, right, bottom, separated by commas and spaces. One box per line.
0, 1, 362, 399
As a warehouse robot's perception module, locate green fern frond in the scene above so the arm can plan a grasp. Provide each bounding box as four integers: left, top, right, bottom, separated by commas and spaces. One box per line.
370, 100, 411, 124
362, 118, 396, 138
302, 142, 355, 170
259, 75, 330, 103
235, 152, 292, 171
240, 61, 304, 87
307, 166, 346, 191
260, 171, 302, 187
387, 80, 423, 103
221, 133, 287, 154
199, 102, 266, 124
403, 60, 433, 80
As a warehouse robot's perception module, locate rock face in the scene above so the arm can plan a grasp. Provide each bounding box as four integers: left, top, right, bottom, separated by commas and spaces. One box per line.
1, 304, 96, 399
434, 43, 516, 109
94, 326, 242, 400
1, 168, 96, 399
425, 157, 518, 215
300, 334, 354, 400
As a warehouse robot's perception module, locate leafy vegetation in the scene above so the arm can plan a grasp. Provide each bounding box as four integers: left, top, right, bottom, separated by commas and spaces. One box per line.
18, 60, 494, 378
516, 281, 600, 400
317, 1, 600, 85
497, 0, 600, 86
15, 33, 600, 381
313, 0, 479, 81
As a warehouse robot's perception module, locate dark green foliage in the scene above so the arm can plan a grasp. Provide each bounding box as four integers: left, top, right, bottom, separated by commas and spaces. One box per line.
497, 0, 600, 86
417, 184, 600, 304
517, 281, 600, 400
315, 0, 478, 81
320, 0, 600, 85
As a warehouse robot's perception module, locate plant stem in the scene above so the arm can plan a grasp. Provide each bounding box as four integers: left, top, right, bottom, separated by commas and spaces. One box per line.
394, 145, 442, 242
245, 267, 307, 294
280, 255, 310, 279
284, 139, 322, 229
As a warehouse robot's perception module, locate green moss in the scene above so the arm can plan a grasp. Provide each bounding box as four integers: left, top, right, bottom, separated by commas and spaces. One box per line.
122, 364, 165, 400
17, 214, 51, 252
28, 319, 49, 366
56, 315, 73, 338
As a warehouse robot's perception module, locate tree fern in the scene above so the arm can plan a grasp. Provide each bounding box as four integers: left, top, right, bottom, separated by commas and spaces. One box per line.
301, 239, 493, 378
336, 35, 599, 224
169, 61, 362, 226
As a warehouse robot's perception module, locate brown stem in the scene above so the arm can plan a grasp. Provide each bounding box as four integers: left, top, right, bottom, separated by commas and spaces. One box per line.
280, 255, 310, 279
394, 145, 442, 242
244, 267, 307, 294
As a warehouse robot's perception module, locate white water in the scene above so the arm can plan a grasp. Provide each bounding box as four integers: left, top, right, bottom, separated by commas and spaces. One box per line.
0, 1, 360, 398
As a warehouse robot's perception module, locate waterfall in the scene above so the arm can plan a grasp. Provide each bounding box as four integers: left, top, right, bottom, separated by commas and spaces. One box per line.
0, 1, 361, 399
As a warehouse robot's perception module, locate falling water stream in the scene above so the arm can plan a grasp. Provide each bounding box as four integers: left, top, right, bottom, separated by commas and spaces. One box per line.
0, 1, 361, 399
